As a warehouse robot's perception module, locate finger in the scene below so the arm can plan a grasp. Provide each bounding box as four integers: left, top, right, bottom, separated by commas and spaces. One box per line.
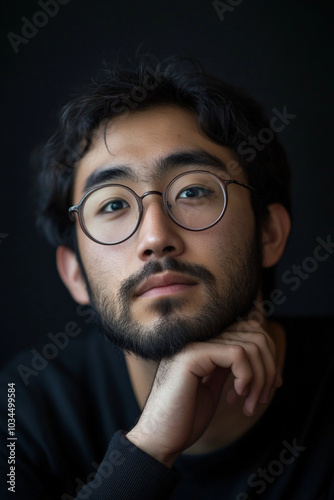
226, 386, 241, 406
190, 343, 254, 398
165, 342, 259, 417
241, 333, 276, 405
201, 366, 230, 407
222, 320, 277, 360
220, 328, 278, 404
217, 337, 272, 411
228, 319, 281, 373
235, 341, 265, 416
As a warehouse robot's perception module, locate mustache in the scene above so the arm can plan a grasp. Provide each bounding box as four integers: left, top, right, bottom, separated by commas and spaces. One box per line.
119, 257, 216, 300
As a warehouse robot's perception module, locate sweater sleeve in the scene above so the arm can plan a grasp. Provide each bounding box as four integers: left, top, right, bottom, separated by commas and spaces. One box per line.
0, 336, 180, 500
71, 431, 180, 500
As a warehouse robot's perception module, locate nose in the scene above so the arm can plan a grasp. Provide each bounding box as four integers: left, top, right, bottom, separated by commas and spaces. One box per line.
135, 192, 185, 260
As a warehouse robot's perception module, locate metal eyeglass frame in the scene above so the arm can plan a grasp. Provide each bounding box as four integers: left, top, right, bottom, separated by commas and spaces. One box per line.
68, 169, 258, 245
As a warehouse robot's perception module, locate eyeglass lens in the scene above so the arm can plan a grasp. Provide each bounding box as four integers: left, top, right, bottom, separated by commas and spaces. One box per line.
81, 172, 226, 244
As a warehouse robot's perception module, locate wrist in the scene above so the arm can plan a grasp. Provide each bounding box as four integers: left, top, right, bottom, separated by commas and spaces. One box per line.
126, 428, 178, 468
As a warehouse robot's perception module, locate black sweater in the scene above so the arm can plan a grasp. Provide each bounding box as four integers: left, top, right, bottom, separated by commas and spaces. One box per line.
0, 318, 333, 499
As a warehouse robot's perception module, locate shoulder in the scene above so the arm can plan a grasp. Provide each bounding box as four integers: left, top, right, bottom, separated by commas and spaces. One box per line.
0, 330, 125, 390
0, 331, 139, 493
0, 331, 137, 442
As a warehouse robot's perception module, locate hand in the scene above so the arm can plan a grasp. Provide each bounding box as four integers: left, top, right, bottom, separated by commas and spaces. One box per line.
126, 319, 282, 467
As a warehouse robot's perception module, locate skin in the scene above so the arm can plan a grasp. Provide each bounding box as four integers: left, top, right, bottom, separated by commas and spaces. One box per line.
57, 105, 291, 468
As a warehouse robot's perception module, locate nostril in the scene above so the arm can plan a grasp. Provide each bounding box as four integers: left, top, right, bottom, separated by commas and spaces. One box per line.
164, 246, 175, 253
143, 246, 174, 257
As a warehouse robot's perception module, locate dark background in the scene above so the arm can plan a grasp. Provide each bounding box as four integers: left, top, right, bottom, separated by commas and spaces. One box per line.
1, 0, 333, 369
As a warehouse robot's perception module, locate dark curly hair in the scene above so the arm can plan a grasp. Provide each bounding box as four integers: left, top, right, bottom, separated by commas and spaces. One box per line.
36, 54, 291, 250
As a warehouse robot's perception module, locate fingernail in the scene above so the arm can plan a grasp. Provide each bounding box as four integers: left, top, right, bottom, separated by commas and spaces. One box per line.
245, 404, 258, 417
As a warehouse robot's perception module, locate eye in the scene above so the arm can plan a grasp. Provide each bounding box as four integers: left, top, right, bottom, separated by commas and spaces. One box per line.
100, 199, 130, 213
177, 186, 211, 199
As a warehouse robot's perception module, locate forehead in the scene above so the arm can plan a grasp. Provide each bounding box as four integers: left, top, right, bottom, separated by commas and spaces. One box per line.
73, 106, 242, 201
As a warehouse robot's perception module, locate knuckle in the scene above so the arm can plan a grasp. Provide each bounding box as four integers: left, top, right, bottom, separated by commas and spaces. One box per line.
251, 331, 268, 345
246, 342, 261, 356
230, 344, 246, 358
243, 371, 253, 387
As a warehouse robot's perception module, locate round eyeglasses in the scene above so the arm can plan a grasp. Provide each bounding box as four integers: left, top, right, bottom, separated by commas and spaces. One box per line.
68, 170, 257, 245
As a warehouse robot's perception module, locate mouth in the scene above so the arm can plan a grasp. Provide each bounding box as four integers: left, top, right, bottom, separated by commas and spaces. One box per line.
134, 271, 198, 299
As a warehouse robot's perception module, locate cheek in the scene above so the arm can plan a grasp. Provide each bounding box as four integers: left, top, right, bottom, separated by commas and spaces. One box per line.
78, 233, 130, 290
189, 207, 255, 264
195, 215, 250, 249
223, 195, 256, 242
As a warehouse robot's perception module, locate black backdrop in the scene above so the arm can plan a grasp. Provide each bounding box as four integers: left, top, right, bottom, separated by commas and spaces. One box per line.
1, 0, 333, 369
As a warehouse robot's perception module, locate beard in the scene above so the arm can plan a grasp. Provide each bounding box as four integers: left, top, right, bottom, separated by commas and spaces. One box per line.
79, 235, 262, 361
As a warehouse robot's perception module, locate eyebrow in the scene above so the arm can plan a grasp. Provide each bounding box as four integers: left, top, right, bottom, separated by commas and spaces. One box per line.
83, 166, 134, 194
82, 149, 229, 195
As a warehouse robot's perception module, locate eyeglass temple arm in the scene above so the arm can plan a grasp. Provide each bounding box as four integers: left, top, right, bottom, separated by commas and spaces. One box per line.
68, 206, 79, 221
67, 179, 258, 224
225, 179, 258, 194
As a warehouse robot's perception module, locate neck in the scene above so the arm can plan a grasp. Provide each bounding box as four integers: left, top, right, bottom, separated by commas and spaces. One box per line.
125, 318, 286, 455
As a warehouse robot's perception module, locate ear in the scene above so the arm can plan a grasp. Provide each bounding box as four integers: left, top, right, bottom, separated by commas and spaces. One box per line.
56, 246, 90, 304
261, 203, 291, 268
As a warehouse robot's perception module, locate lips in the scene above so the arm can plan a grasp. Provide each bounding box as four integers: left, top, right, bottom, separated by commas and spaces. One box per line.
134, 271, 198, 298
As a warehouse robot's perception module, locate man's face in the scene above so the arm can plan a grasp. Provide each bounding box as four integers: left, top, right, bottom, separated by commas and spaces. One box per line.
73, 106, 262, 360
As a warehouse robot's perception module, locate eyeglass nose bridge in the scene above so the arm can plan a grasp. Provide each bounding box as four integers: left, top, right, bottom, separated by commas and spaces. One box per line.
67, 172, 258, 245
138, 189, 172, 220
140, 190, 164, 200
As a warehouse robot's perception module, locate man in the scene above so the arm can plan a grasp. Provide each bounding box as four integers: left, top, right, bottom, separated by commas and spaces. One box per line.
1, 56, 333, 499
